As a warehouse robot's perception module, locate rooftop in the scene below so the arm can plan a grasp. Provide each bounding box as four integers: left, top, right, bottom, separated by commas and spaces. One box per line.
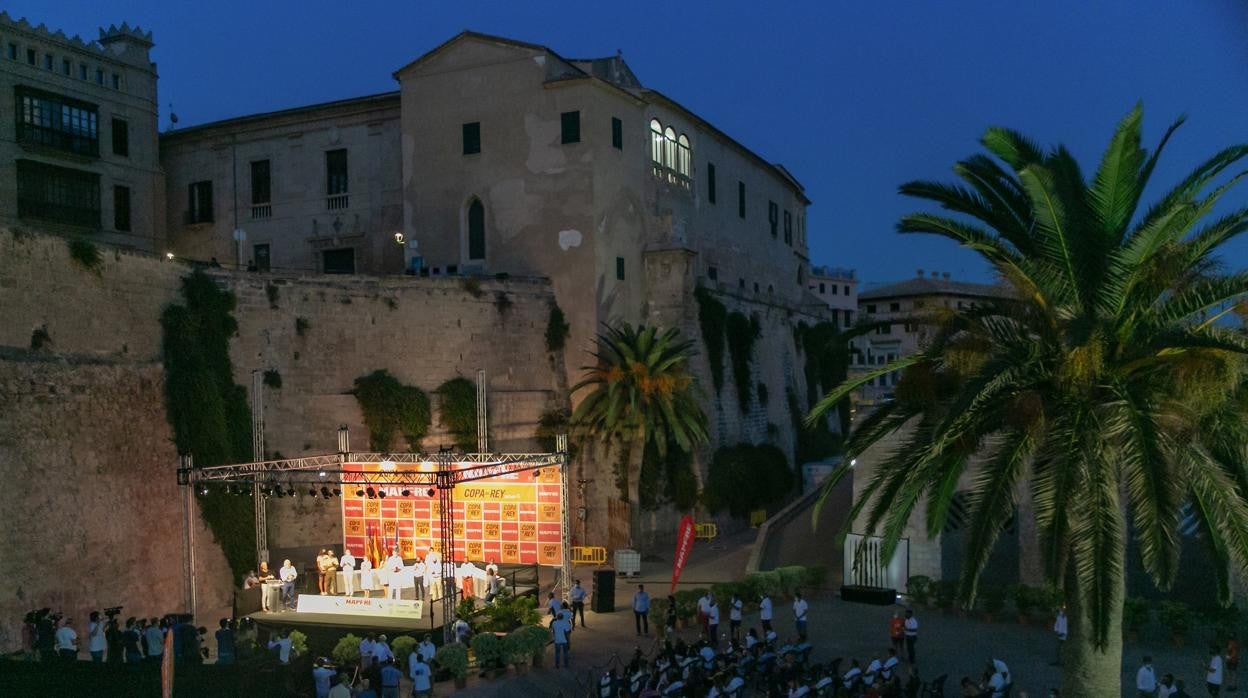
859, 274, 1006, 301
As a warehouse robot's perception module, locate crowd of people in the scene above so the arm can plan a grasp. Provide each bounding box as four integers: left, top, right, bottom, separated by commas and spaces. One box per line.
1134, 638, 1240, 698
19, 607, 228, 666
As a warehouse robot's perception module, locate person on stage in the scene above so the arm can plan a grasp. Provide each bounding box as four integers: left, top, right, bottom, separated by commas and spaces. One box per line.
424, 547, 443, 600
257, 562, 275, 611
384, 548, 405, 600
323, 550, 339, 595
316, 550, 329, 594
279, 559, 298, 610
360, 556, 375, 598
411, 558, 426, 601
340, 549, 357, 597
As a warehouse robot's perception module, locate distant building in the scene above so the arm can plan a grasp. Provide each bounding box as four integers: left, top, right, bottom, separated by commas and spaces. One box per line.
852, 269, 1004, 404
0, 14, 162, 251
807, 265, 858, 327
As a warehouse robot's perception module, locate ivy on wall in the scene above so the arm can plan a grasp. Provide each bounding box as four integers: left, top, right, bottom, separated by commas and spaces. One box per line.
704, 442, 794, 518
694, 287, 727, 393
353, 369, 431, 451
160, 271, 256, 582
535, 407, 579, 459
787, 388, 842, 466
725, 311, 760, 412
436, 377, 478, 451
638, 438, 699, 512
545, 303, 570, 353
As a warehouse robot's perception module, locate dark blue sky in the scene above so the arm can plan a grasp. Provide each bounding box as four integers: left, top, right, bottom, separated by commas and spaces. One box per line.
13, 1, 1248, 285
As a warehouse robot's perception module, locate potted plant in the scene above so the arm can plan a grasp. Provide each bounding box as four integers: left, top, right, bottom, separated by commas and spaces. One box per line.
1160, 601, 1192, 647
980, 586, 1006, 623
1010, 584, 1036, 624
505, 625, 548, 671
331, 633, 362, 668
289, 630, 309, 658
1122, 597, 1151, 642
906, 576, 933, 607
391, 636, 417, 669
932, 580, 956, 613
471, 631, 506, 678
435, 643, 469, 689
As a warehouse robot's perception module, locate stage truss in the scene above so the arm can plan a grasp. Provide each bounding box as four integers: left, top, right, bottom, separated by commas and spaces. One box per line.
177, 435, 571, 644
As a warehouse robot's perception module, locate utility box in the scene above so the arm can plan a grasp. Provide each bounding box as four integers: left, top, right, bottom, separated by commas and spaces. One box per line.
614, 548, 641, 577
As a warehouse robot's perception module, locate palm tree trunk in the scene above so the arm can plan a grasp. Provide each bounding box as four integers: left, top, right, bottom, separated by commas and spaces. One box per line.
626, 434, 645, 548
1061, 549, 1126, 698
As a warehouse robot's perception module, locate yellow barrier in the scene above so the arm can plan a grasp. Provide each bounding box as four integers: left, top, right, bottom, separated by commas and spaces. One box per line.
749, 509, 768, 528
570, 546, 608, 565
695, 522, 718, 540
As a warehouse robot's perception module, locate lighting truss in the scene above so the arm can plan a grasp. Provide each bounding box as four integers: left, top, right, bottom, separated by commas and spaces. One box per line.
179, 452, 566, 487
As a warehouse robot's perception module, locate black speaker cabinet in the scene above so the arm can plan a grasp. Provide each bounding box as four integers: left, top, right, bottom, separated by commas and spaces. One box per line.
591, 569, 616, 613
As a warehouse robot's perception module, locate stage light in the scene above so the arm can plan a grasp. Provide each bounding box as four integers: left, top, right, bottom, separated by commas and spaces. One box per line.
380, 459, 396, 472
287, 486, 296, 497
532, 469, 542, 478
401, 490, 411, 497
199, 486, 209, 495
366, 487, 376, 499
165, 252, 174, 260
308, 488, 318, 497
332, 488, 341, 497
378, 491, 387, 499
318, 471, 327, 478
426, 488, 436, 498
321, 487, 332, 498
356, 489, 365, 497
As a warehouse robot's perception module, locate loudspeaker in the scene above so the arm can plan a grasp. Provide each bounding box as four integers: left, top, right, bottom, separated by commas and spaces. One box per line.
591, 569, 616, 613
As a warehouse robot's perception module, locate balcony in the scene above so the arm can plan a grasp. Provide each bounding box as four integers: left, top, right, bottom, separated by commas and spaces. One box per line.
327, 194, 349, 211
650, 163, 691, 192
251, 203, 272, 219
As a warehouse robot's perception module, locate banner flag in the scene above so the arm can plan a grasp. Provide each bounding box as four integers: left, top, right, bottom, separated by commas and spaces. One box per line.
670, 515, 696, 593
160, 626, 174, 698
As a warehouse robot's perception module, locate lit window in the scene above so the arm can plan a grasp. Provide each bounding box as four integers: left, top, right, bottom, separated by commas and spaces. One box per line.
663, 127, 676, 170
676, 134, 691, 177
650, 119, 663, 163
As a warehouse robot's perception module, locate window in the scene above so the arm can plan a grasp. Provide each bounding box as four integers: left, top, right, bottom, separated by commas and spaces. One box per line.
16, 86, 100, 156
738, 278, 745, 289
676, 134, 691, 177
16, 159, 100, 227
611, 117, 622, 150
6, 43, 15, 60
111, 73, 120, 90
326, 149, 348, 208
819, 283, 826, 294
844, 285, 850, 296
113, 185, 130, 231
831, 284, 838, 295
753, 282, 760, 293
95, 69, 103, 85
876, 324, 892, 335
43, 54, 52, 70
738, 181, 746, 218
662, 127, 677, 170
707, 266, 718, 281
187, 180, 213, 224
560, 111, 580, 144
61, 58, 70, 75
650, 119, 663, 164
253, 244, 271, 272
322, 248, 355, 274
250, 160, 271, 204
768, 201, 778, 237
889, 302, 901, 312
616, 257, 625, 280
831, 309, 839, 327
79, 63, 87, 80
26, 48, 35, 65
468, 199, 485, 260
111, 118, 129, 157
903, 322, 918, 333
783, 210, 793, 245
844, 310, 854, 328
866, 304, 877, 314
462, 122, 480, 155
707, 162, 716, 203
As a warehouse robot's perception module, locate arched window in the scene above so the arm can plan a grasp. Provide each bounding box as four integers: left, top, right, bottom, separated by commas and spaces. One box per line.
468, 199, 485, 261
677, 134, 691, 177
663, 127, 677, 170
650, 119, 664, 164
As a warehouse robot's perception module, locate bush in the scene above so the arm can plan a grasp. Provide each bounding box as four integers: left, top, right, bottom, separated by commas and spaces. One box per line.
1160, 601, 1192, 636
289, 630, 308, 658
803, 566, 829, 590
436, 377, 478, 451
435, 643, 469, 680
504, 626, 547, 665
980, 586, 1006, 615
331, 634, 362, 667
68, 238, 103, 274
725, 312, 760, 411
932, 580, 956, 611
477, 591, 540, 633
353, 370, 431, 451
639, 438, 699, 512
470, 632, 503, 670
1009, 584, 1038, 616
694, 287, 728, 393
774, 566, 806, 597
391, 636, 417, 668
906, 576, 933, 606
705, 443, 794, 518
545, 303, 570, 352
1123, 597, 1151, 634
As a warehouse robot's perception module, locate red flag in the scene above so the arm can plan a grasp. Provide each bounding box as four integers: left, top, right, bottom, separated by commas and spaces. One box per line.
670, 515, 696, 593
160, 626, 174, 698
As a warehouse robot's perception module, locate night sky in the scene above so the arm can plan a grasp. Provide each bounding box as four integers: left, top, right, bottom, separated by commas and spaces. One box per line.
11, 1, 1247, 286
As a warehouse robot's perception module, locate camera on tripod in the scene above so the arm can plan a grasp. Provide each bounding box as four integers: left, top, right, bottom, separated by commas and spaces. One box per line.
103, 606, 123, 619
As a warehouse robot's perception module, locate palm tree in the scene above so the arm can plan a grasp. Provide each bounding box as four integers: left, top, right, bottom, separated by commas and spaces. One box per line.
799, 318, 897, 435
572, 323, 710, 545
808, 105, 1248, 697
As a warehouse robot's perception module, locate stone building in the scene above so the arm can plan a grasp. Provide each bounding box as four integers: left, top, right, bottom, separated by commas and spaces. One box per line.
807, 265, 858, 325
0, 13, 162, 251
160, 92, 403, 274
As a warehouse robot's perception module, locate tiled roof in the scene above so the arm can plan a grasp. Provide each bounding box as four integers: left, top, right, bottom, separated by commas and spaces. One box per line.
858, 277, 1006, 301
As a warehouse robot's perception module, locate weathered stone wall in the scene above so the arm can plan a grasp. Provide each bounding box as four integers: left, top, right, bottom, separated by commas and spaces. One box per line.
0, 356, 233, 651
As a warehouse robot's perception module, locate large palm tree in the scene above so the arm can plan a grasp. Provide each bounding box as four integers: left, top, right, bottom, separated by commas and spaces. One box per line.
572, 323, 710, 545
809, 105, 1248, 697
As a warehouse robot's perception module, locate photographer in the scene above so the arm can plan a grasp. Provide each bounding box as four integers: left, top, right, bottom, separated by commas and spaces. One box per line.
87, 611, 107, 662
122, 618, 143, 663
55, 616, 79, 661
105, 613, 123, 664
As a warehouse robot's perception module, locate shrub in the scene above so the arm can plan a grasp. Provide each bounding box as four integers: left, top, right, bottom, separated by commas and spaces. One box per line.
545, 303, 570, 352
476, 590, 541, 633
457, 598, 478, 622
639, 438, 699, 511
1159, 600, 1192, 636
932, 580, 956, 611
504, 626, 547, 665
725, 312, 760, 411
263, 369, 282, 389
1010, 584, 1038, 616
906, 576, 933, 606
774, 566, 806, 597
747, 572, 783, 599
694, 287, 727, 393
1123, 597, 1151, 634
68, 238, 103, 274
295, 317, 310, 336
391, 636, 417, 668
980, 586, 1006, 615
705, 443, 794, 518
331, 634, 362, 667
435, 643, 469, 680
436, 377, 477, 451
460, 276, 484, 298
803, 566, 829, 590
353, 370, 431, 451
289, 630, 308, 658
470, 632, 503, 670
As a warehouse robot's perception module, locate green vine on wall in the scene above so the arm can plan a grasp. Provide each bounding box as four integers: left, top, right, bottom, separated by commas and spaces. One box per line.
704, 442, 794, 518
160, 271, 256, 582
352, 370, 431, 451
545, 303, 570, 353
725, 312, 760, 412
436, 377, 478, 451
638, 438, 699, 512
694, 287, 727, 393
68, 238, 103, 275
535, 407, 579, 459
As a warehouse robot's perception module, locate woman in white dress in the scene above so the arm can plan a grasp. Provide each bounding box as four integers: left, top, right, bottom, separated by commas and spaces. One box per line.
360, 557, 376, 597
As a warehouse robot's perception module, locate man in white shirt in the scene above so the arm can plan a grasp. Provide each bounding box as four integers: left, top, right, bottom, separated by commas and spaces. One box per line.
339, 550, 356, 597
1137, 655, 1157, 697
312, 657, 336, 698
793, 591, 809, 641
55, 618, 79, 661
698, 591, 713, 636
633, 584, 651, 636
409, 649, 433, 697
372, 634, 394, 665
416, 634, 436, 670
882, 648, 900, 680
1052, 606, 1068, 666
1208, 646, 1225, 695
903, 609, 919, 663
144, 619, 164, 660
570, 579, 588, 628
279, 559, 298, 610
267, 629, 293, 664
759, 593, 774, 633
424, 548, 443, 600
359, 634, 375, 670
384, 549, 405, 599
728, 594, 744, 643
707, 597, 720, 644
87, 611, 107, 662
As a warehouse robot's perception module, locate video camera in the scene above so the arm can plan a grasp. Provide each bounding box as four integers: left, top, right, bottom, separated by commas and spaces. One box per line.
103, 606, 123, 619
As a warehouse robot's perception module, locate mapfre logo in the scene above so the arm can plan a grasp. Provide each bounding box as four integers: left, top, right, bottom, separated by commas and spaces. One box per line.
345, 599, 371, 606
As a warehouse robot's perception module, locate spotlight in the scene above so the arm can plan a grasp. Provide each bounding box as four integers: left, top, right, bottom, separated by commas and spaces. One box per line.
393, 232, 405, 245
321, 487, 332, 498
308, 488, 318, 497
401, 490, 411, 497
318, 471, 327, 478
532, 469, 542, 478
366, 487, 376, 499
199, 486, 209, 495
378, 490, 387, 499
355, 489, 365, 498
380, 460, 396, 472
426, 488, 436, 498
165, 252, 174, 260
287, 486, 296, 497
332, 488, 342, 497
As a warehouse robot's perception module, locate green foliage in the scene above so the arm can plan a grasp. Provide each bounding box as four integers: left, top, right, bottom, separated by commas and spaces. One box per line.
436, 377, 478, 451
476, 591, 541, 633
545, 302, 570, 352
1159, 600, 1192, 636
289, 630, 308, 658
693, 287, 727, 393
262, 369, 282, 389
704, 443, 794, 518
67, 237, 103, 274
161, 271, 255, 582
535, 408, 577, 458
725, 312, 760, 412
436, 643, 469, 679
470, 632, 503, 669
639, 438, 699, 512
932, 580, 957, 611
757, 382, 769, 406
331, 634, 362, 666
504, 625, 547, 665
745, 567, 808, 600
787, 390, 843, 466
457, 598, 479, 621
460, 276, 484, 298
391, 636, 417, 668
265, 282, 279, 309
803, 565, 829, 589
981, 585, 1007, 614
493, 291, 512, 316
295, 317, 310, 336
1009, 584, 1043, 616
29, 325, 51, 350
1122, 597, 1151, 633
907, 576, 933, 606
353, 370, 431, 451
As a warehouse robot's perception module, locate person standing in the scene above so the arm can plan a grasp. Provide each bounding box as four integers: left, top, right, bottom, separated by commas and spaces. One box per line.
1052, 606, 1068, 666
424, 548, 443, 600
1137, 656, 1158, 697
793, 592, 809, 642
1206, 646, 1224, 697
889, 611, 905, 656
328, 673, 353, 698
215, 619, 235, 665
279, 559, 299, 610
379, 658, 402, 698
707, 596, 720, 645
87, 612, 106, 662
553, 610, 572, 668
409, 650, 433, 697
698, 591, 713, 637
323, 550, 339, 595
903, 609, 919, 664
144, 619, 164, 662
360, 556, 375, 598
359, 634, 376, 672
316, 550, 329, 594
340, 549, 357, 597
665, 595, 677, 636
122, 618, 143, 663
384, 549, 405, 599
547, 591, 561, 619
105, 615, 122, 665
417, 634, 436, 671
313, 657, 337, 698
485, 570, 503, 605
570, 579, 588, 628
1227, 633, 1241, 693
54, 617, 79, 661
268, 629, 293, 665
633, 584, 651, 636
759, 593, 774, 633
728, 594, 743, 643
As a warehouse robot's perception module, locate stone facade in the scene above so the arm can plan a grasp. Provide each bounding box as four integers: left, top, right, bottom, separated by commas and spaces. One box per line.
0, 13, 163, 251
807, 265, 859, 322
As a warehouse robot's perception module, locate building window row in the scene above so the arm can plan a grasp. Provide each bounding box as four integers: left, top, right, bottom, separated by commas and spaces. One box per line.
650, 119, 691, 189
192, 149, 355, 225
16, 158, 101, 228
16, 86, 99, 157
4, 39, 123, 90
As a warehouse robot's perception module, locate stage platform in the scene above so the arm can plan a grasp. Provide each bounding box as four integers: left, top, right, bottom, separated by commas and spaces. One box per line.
249, 606, 441, 635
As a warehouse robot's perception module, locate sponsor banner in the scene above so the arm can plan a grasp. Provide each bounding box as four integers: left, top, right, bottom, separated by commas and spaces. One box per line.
296, 594, 423, 619
341, 462, 564, 566
671, 515, 696, 593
